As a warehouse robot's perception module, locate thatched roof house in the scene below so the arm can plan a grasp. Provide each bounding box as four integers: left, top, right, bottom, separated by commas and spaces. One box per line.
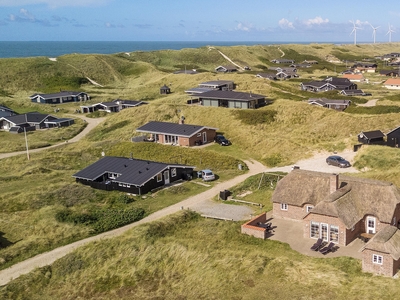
361, 226, 400, 277
272, 169, 400, 246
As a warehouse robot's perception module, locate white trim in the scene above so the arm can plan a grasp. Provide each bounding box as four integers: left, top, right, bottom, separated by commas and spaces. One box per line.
280, 203, 288, 211
372, 254, 383, 265
367, 216, 376, 234
156, 173, 162, 182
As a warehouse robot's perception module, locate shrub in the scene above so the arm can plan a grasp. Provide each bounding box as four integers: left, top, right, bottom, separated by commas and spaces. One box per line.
234, 110, 277, 126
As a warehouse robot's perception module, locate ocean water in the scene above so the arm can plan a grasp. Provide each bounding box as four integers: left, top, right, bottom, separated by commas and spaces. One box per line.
0, 41, 278, 59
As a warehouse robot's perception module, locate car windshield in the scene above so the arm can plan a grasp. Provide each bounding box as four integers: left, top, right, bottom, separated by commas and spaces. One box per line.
337, 157, 346, 161
205, 172, 213, 176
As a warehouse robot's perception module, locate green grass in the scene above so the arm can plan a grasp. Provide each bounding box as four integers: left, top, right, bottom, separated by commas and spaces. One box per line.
2, 211, 400, 300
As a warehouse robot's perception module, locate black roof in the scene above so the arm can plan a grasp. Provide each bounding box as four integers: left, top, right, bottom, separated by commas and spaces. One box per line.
136, 121, 217, 137
1, 112, 55, 125
360, 130, 385, 139
198, 90, 265, 101
30, 91, 87, 99
73, 156, 194, 186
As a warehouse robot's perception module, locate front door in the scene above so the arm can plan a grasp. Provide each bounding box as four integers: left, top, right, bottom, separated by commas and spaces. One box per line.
320, 223, 329, 241
367, 216, 376, 234
202, 132, 207, 144
164, 170, 170, 185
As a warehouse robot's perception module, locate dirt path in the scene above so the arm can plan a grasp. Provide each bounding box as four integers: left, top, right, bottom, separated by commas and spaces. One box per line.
0, 150, 360, 285
278, 47, 285, 57
0, 159, 265, 286
208, 47, 244, 70
356, 99, 378, 107
0, 115, 106, 160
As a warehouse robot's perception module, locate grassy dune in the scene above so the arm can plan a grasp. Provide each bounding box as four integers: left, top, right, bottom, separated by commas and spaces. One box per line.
1, 43, 400, 297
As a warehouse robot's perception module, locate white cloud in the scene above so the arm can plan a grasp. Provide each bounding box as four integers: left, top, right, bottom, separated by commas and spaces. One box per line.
235, 22, 252, 32
304, 16, 329, 26
278, 18, 295, 29
0, 0, 110, 7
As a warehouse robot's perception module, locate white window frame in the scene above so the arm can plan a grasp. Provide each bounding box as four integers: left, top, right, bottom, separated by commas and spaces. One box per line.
171, 168, 177, 177
372, 254, 383, 265
156, 173, 162, 182
330, 225, 339, 243
280, 203, 288, 211
367, 216, 376, 234
306, 205, 313, 213
310, 221, 320, 239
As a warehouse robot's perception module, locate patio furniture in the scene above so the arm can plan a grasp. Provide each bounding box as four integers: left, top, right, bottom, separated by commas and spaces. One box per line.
320, 242, 335, 255
310, 238, 323, 251
360, 232, 374, 242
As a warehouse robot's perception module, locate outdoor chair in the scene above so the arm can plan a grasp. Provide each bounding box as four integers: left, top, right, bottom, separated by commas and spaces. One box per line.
310, 238, 323, 251
319, 242, 335, 255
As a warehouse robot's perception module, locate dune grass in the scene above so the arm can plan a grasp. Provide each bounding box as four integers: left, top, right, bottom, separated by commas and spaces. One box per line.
2, 210, 400, 300
2, 43, 400, 297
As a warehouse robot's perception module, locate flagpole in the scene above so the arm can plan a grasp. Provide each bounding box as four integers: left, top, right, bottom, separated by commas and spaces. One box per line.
24, 127, 30, 160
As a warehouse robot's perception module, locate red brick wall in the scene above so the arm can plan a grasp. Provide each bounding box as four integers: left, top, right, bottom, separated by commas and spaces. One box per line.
188, 129, 217, 146
272, 203, 308, 220
303, 214, 347, 245
362, 249, 396, 277
241, 213, 267, 239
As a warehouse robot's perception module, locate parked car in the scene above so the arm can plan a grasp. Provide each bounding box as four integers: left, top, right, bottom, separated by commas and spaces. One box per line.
326, 155, 351, 168
214, 134, 230, 146
200, 169, 215, 181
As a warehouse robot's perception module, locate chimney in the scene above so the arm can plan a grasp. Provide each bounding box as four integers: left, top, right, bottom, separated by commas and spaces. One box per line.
330, 174, 339, 194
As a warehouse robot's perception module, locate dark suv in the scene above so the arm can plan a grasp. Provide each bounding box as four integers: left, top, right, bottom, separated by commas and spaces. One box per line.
214, 135, 230, 146
326, 155, 351, 168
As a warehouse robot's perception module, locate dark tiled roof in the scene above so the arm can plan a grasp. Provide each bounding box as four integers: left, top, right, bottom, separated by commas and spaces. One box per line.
360, 130, 385, 139
136, 121, 216, 137
2, 112, 54, 125
198, 80, 234, 87
198, 90, 265, 101
73, 156, 193, 186
29, 91, 87, 99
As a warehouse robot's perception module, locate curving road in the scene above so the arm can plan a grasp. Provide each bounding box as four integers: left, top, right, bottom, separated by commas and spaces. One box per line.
0, 115, 106, 160
0, 149, 360, 286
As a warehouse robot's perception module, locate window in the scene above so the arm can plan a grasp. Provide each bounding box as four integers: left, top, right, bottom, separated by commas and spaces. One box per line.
330, 225, 339, 243
310, 221, 319, 238
157, 173, 162, 182
280, 203, 288, 211
306, 205, 313, 213
373, 254, 383, 265
171, 168, 177, 177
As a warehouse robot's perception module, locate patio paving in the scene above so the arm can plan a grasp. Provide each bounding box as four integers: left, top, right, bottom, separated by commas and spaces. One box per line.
265, 211, 365, 259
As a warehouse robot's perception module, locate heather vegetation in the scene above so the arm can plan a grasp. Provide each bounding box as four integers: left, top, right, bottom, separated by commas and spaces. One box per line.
1, 42, 400, 297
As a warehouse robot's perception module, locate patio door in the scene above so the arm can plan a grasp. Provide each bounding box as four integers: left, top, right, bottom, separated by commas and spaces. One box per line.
320, 223, 329, 241
164, 170, 170, 185
366, 216, 376, 234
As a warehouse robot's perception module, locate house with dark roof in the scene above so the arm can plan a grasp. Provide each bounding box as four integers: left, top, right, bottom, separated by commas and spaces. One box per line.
80, 99, 146, 113
136, 121, 218, 147
0, 112, 74, 133
30, 91, 89, 104
352, 62, 377, 73
0, 105, 16, 118
73, 156, 194, 195
325, 77, 358, 90
215, 65, 238, 73
185, 80, 235, 95
379, 70, 400, 77
160, 85, 171, 94
271, 59, 295, 64
358, 130, 385, 145
307, 98, 351, 111
272, 170, 400, 247
198, 90, 267, 109
339, 89, 370, 96
386, 126, 400, 148
300, 81, 336, 92
256, 73, 277, 80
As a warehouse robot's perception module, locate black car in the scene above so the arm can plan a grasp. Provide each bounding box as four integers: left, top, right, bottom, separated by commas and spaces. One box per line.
326, 155, 351, 168
214, 135, 230, 146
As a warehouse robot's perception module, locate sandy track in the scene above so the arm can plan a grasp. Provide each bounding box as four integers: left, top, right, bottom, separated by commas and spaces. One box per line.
0, 151, 360, 285
0, 115, 106, 160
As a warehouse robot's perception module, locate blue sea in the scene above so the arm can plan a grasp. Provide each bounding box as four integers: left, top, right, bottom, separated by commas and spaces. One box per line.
0, 41, 332, 59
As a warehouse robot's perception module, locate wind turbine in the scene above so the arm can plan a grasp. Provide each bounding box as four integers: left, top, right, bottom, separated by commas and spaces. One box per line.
369, 23, 380, 44
350, 21, 361, 45
386, 24, 395, 43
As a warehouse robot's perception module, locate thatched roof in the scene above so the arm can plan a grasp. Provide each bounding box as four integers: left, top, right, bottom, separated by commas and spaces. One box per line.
362, 226, 400, 260
272, 170, 400, 228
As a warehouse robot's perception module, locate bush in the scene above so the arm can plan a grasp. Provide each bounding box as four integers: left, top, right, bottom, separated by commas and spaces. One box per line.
234, 110, 277, 126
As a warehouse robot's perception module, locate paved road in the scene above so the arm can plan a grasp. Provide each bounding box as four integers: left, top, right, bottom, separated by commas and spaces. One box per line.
0, 147, 360, 285
0, 115, 106, 160
0, 159, 266, 286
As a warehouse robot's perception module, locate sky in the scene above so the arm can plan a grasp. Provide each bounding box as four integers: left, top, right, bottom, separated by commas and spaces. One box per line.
0, 0, 399, 43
